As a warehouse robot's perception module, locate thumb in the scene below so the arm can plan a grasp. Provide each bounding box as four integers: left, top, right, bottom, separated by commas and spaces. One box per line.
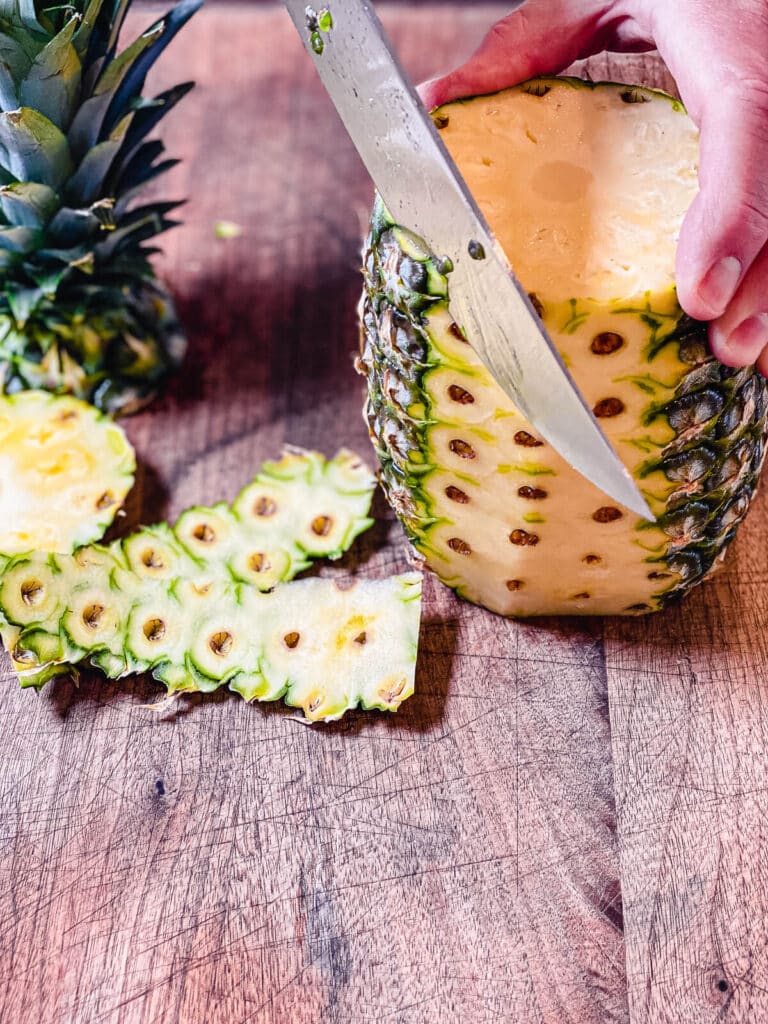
420, 0, 616, 110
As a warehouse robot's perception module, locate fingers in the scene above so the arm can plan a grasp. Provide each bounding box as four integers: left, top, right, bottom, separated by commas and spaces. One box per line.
708, 238, 768, 370
420, 0, 627, 110
647, 1, 768, 336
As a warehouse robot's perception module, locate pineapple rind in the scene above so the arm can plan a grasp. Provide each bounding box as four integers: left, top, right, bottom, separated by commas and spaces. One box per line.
5, 570, 423, 721
359, 80, 768, 615
2, 448, 385, 714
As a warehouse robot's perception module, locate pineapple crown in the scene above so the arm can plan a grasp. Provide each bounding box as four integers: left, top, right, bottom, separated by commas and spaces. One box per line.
0, 0, 202, 327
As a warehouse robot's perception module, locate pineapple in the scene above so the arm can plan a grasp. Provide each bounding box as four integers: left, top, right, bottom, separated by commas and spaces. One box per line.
0, 389, 134, 680
0, 389, 134, 555
1, 446, 421, 721
0, 0, 201, 414
359, 79, 768, 616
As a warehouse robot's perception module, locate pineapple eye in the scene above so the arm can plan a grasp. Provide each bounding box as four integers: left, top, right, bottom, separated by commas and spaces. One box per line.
353, 631, 367, 645
143, 618, 166, 642
648, 570, 672, 580
142, 549, 165, 569
620, 87, 650, 104
378, 678, 407, 702
593, 398, 625, 418
447, 384, 475, 405
82, 604, 105, 628
445, 485, 470, 504
254, 497, 277, 517
527, 292, 544, 317
284, 631, 301, 649
518, 486, 548, 500
311, 515, 333, 537
572, 592, 591, 600
54, 410, 78, 424
592, 507, 623, 523
583, 554, 602, 565
447, 537, 472, 555
96, 491, 116, 510
513, 431, 543, 448
21, 579, 44, 606
209, 631, 233, 656
448, 322, 467, 343
192, 523, 215, 543
248, 552, 270, 573
505, 579, 524, 591
590, 332, 624, 355
449, 439, 476, 459
509, 529, 539, 546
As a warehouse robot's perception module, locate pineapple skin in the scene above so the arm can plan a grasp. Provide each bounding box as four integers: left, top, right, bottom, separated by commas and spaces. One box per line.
358, 85, 768, 616
3, 447, 391, 718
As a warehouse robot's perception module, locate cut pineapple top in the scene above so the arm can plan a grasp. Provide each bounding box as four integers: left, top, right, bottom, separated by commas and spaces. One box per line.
441, 81, 699, 301
0, 391, 135, 556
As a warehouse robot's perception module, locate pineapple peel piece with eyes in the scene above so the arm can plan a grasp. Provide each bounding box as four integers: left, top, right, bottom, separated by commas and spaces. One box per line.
4, 565, 423, 722
2, 442, 421, 721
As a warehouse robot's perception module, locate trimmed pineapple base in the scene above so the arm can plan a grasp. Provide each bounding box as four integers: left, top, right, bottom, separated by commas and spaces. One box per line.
5, 562, 422, 721
0, 390, 135, 678
361, 80, 768, 615
0, 391, 135, 555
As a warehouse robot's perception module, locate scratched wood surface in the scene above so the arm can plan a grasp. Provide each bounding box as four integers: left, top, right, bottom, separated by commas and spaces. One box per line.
0, 7, 627, 1024
0, 7, 765, 1024
566, 51, 768, 1024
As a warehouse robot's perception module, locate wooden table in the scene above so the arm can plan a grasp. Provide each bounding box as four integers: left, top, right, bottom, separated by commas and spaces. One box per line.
2, 5, 768, 1022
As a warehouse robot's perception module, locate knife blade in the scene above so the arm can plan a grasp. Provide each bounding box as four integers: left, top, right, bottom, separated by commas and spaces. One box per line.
284, 0, 653, 520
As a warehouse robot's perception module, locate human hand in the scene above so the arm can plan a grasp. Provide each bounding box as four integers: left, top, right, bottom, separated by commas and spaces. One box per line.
421, 0, 768, 374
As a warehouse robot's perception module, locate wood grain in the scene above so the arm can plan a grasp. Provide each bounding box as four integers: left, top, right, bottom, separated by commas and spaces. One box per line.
0, 6, 627, 1024
567, 50, 768, 1024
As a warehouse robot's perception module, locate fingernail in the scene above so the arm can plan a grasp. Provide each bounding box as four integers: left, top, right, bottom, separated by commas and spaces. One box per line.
699, 256, 742, 317
725, 313, 768, 361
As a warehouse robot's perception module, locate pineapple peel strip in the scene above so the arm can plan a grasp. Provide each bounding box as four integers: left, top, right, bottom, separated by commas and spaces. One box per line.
0, 447, 418, 721
5, 573, 423, 722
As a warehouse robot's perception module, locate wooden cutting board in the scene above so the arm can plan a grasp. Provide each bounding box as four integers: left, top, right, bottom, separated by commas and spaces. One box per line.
1, 6, 767, 1023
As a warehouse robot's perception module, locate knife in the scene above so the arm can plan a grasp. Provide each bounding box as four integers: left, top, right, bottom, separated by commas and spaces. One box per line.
284, 0, 653, 520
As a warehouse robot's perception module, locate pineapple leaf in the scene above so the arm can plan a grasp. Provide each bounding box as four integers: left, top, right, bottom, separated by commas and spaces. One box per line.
114, 154, 179, 212
0, 107, 72, 188
0, 33, 31, 84
0, 61, 19, 110
0, 0, 46, 36
0, 181, 58, 226
67, 23, 162, 157
6, 282, 42, 322
19, 14, 81, 130
107, 81, 192, 186
72, 0, 105, 60
101, 0, 203, 138
0, 223, 39, 252
66, 135, 121, 204
46, 204, 101, 245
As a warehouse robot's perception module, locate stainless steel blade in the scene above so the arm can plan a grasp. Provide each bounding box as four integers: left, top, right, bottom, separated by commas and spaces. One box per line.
284, 0, 653, 520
